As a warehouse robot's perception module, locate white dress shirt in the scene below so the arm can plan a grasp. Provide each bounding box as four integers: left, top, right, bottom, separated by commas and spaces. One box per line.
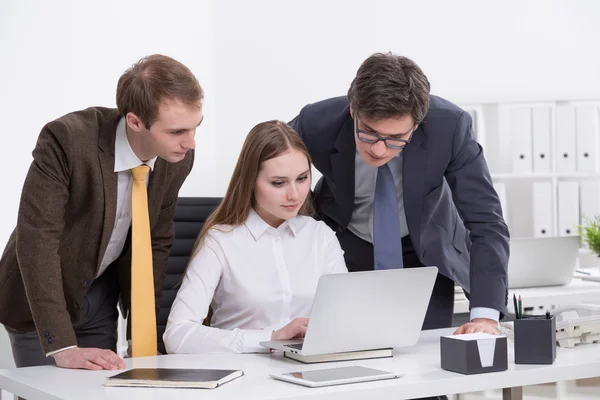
349, 150, 408, 240
96, 117, 157, 278
349, 149, 498, 323
163, 209, 348, 354
47, 117, 157, 357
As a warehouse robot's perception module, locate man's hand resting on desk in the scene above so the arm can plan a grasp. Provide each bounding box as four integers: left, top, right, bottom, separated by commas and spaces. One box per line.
271, 318, 309, 340
453, 318, 500, 335
53, 347, 126, 370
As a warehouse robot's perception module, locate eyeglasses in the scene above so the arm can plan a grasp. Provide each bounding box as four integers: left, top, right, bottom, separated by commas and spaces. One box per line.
355, 117, 416, 150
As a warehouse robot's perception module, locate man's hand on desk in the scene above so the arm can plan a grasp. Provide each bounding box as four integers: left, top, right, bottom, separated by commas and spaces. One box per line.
53, 347, 126, 370
271, 317, 309, 340
453, 318, 500, 335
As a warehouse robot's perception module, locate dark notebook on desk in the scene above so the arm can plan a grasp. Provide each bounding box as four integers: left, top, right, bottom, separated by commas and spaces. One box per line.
104, 368, 244, 389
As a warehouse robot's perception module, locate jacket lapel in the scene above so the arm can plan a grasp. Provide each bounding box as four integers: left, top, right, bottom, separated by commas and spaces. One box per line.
147, 160, 166, 225
96, 111, 121, 273
402, 124, 427, 255
330, 116, 356, 228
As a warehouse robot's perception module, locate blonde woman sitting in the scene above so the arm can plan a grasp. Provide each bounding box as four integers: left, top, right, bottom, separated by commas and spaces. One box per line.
164, 120, 347, 354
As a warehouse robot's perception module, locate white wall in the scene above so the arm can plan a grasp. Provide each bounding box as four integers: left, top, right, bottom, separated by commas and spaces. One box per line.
0, 0, 215, 251
212, 0, 377, 192
373, 0, 600, 103
3, 0, 600, 245
211, 0, 600, 192
0, 0, 599, 268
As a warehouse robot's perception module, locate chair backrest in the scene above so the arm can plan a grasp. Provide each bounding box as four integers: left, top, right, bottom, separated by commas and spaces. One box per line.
157, 197, 222, 354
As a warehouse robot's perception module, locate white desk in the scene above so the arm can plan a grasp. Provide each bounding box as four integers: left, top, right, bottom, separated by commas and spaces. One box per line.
2, 329, 600, 400
454, 278, 600, 315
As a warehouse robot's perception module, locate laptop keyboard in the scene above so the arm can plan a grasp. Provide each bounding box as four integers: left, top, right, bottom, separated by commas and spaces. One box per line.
284, 343, 303, 350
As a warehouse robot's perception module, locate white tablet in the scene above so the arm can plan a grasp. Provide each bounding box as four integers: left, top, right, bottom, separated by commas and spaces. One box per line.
269, 366, 401, 388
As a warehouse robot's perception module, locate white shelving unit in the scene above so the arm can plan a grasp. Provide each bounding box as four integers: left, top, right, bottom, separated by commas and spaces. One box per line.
454, 100, 600, 400
458, 100, 600, 239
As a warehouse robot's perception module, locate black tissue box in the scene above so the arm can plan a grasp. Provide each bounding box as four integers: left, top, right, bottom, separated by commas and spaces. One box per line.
440, 333, 508, 375
514, 315, 556, 364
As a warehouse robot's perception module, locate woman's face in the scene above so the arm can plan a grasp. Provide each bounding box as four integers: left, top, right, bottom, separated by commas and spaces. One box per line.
253, 149, 311, 228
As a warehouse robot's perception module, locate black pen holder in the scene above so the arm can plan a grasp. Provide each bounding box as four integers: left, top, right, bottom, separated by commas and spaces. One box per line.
514, 315, 556, 364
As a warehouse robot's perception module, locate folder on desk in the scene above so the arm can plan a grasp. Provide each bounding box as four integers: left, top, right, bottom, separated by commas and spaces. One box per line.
558, 181, 580, 236
510, 106, 533, 173
533, 181, 553, 237
575, 105, 600, 172
532, 106, 552, 173
555, 105, 577, 173
104, 368, 244, 389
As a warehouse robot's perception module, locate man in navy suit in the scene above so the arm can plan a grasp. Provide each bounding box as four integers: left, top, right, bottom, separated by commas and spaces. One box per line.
290, 53, 509, 337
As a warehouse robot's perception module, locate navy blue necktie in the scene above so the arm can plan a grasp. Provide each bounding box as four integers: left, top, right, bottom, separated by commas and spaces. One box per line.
373, 164, 404, 270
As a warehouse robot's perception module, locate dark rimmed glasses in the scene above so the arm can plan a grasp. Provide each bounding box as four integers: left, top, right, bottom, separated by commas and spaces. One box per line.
355, 117, 416, 150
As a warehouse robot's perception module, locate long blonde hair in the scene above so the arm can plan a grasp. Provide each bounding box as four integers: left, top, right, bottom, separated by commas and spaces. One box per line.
190, 120, 314, 258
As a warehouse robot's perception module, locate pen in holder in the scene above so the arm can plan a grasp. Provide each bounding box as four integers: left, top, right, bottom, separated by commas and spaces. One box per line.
513, 313, 556, 364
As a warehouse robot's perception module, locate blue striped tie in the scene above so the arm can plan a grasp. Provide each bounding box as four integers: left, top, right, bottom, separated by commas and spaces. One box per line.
373, 164, 404, 270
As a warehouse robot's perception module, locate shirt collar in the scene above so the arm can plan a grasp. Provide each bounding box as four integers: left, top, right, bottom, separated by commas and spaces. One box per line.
355, 148, 403, 165
114, 117, 158, 173
245, 208, 300, 240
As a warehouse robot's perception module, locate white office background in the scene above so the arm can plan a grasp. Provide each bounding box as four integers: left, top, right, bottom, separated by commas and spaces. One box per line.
2, 0, 600, 393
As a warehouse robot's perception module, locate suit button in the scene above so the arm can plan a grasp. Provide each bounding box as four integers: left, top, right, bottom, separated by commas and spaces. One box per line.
44, 331, 50, 337
46, 337, 53, 344
82, 280, 89, 288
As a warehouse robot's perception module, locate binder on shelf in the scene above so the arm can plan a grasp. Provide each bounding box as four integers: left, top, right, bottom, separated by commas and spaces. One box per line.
510, 107, 533, 174
463, 106, 485, 149
532, 106, 552, 173
557, 181, 580, 236
466, 108, 479, 139
532, 181, 554, 237
555, 105, 577, 173
575, 105, 600, 172
580, 180, 600, 222
493, 182, 508, 223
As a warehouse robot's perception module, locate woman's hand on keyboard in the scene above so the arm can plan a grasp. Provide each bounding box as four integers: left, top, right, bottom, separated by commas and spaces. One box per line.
271, 318, 309, 340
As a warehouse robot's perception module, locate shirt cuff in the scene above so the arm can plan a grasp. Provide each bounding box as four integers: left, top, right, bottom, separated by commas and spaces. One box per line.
470, 307, 500, 323
241, 329, 275, 353
46, 345, 77, 357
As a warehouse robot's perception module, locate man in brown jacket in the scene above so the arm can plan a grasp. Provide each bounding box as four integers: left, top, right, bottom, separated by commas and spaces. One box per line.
0, 54, 202, 370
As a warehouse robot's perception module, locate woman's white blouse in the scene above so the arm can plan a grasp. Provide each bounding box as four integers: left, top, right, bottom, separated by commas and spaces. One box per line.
163, 209, 348, 354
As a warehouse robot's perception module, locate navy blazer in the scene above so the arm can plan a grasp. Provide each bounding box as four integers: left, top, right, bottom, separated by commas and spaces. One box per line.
290, 96, 509, 316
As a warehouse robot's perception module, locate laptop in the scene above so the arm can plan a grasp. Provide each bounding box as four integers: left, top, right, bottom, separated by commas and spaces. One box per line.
259, 267, 438, 360
508, 236, 580, 289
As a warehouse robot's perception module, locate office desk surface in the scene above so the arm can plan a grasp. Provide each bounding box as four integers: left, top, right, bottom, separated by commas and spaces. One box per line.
2, 329, 600, 400
455, 278, 600, 314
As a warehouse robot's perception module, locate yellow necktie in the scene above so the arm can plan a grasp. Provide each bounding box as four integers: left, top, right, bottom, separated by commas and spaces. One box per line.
130, 165, 157, 357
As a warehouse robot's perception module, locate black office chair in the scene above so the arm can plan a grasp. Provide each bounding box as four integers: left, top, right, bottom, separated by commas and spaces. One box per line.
157, 197, 222, 354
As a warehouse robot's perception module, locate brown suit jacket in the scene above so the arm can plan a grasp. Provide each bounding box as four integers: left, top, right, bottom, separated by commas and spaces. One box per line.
0, 107, 194, 353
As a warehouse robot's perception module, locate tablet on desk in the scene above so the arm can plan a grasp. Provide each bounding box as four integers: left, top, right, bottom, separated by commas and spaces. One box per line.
269, 366, 401, 388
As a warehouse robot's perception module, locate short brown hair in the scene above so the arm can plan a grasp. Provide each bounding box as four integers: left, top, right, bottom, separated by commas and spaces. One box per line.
347, 52, 430, 123
190, 120, 313, 258
116, 54, 203, 129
